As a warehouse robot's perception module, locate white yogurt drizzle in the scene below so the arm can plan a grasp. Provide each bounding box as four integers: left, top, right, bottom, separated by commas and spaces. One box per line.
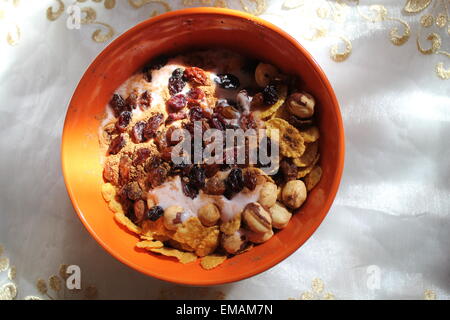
148, 176, 262, 222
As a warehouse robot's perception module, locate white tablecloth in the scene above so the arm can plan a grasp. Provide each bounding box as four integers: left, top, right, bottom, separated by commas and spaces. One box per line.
0, 0, 449, 300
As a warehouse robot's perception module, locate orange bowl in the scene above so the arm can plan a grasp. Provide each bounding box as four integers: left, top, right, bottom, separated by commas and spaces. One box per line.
61, 8, 344, 286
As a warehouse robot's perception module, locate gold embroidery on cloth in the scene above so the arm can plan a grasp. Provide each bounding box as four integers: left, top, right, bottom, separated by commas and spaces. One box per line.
289, 278, 336, 300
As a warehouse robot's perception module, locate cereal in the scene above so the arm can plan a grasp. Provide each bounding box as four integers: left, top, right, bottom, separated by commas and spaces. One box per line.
220, 213, 241, 235
300, 126, 320, 143
149, 247, 197, 264
292, 141, 319, 167
101, 183, 116, 202
266, 118, 305, 158
136, 240, 164, 249
200, 254, 227, 270
114, 212, 141, 234
269, 202, 292, 229
304, 165, 323, 191
297, 154, 320, 178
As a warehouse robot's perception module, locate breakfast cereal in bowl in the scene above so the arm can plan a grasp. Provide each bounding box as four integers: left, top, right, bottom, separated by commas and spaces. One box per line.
99, 49, 322, 270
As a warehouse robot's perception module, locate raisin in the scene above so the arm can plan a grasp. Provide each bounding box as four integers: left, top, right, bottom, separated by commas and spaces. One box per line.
189, 106, 203, 122
133, 200, 146, 223
115, 111, 132, 132
133, 148, 151, 166
204, 164, 220, 178
210, 115, 225, 131
143, 113, 164, 140
131, 121, 146, 143
262, 85, 279, 105
224, 168, 244, 199
172, 68, 184, 78
110, 94, 127, 117
280, 158, 298, 182
186, 88, 205, 107
119, 155, 132, 185
108, 135, 125, 155
168, 77, 186, 95
147, 164, 169, 188
166, 126, 183, 146
167, 94, 187, 112
165, 110, 187, 124
188, 165, 206, 189
160, 147, 173, 162
124, 182, 143, 201
181, 178, 198, 199
183, 67, 208, 85
125, 93, 138, 110
243, 170, 257, 191
215, 74, 240, 89
103, 162, 116, 183
154, 130, 168, 151
139, 91, 152, 110
204, 176, 226, 195
146, 206, 164, 221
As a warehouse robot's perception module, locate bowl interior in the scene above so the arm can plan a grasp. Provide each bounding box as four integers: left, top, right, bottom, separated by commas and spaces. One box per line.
62, 8, 344, 285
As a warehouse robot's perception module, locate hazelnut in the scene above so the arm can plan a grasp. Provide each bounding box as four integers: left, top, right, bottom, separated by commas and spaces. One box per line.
281, 180, 307, 209
287, 92, 315, 119
258, 182, 278, 209
242, 202, 272, 234
269, 202, 292, 229
247, 229, 274, 244
221, 229, 247, 254
163, 205, 184, 230
198, 203, 221, 227
255, 63, 279, 87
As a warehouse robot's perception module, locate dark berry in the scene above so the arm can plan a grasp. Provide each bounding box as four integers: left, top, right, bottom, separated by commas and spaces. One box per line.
166, 126, 183, 146
224, 168, 244, 199
110, 94, 127, 117
172, 68, 184, 78
125, 93, 138, 110
168, 77, 186, 95
181, 178, 198, 199
165, 110, 187, 124
188, 165, 206, 189
189, 106, 203, 122
210, 114, 225, 131
139, 91, 152, 110
146, 206, 164, 221
131, 121, 146, 143
167, 94, 187, 112
262, 85, 278, 105
143, 113, 164, 140
215, 74, 240, 89
108, 135, 125, 155
115, 111, 132, 132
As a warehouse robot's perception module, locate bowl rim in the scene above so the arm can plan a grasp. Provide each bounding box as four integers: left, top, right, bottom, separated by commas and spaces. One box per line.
61, 7, 345, 286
